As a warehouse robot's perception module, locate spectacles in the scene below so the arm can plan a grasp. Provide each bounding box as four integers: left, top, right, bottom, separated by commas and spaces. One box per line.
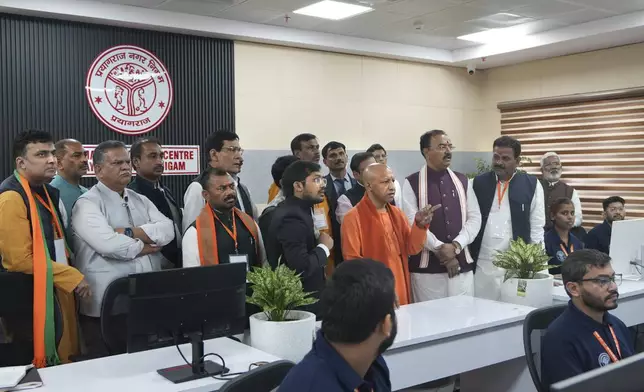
222, 146, 244, 155
577, 274, 622, 288
433, 144, 455, 152
312, 177, 327, 185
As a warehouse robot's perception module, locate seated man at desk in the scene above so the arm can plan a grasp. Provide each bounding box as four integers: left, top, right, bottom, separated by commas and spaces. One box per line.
584, 196, 625, 255
182, 167, 266, 268
280, 259, 395, 392
72, 140, 175, 357
541, 249, 634, 387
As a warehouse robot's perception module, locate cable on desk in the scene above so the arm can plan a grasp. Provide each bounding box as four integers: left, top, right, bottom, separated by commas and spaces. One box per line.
174, 342, 251, 381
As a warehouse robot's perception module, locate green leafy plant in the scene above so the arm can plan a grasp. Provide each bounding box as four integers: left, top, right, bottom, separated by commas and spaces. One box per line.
492, 238, 555, 282
246, 263, 318, 322
466, 156, 533, 179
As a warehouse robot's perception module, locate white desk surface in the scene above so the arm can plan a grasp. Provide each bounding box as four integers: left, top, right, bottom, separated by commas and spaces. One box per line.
37, 337, 280, 392
553, 279, 644, 302
391, 295, 535, 349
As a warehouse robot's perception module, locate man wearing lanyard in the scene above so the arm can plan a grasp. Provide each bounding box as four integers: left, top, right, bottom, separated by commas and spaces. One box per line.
541, 249, 634, 387
469, 136, 545, 301
182, 167, 266, 268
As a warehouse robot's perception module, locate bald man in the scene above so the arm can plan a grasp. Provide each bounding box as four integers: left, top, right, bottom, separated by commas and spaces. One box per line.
51, 139, 89, 226
341, 164, 439, 305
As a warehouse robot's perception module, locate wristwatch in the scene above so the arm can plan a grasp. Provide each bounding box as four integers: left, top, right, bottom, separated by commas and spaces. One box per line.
453, 241, 462, 255
124, 228, 134, 238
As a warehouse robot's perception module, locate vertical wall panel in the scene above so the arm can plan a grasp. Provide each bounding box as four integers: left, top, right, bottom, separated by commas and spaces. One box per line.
0, 13, 235, 205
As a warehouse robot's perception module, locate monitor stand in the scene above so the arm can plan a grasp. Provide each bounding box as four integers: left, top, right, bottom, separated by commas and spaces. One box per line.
157, 333, 228, 384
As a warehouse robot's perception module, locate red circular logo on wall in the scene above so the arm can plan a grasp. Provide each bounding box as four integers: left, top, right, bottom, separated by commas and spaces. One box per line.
85, 45, 173, 135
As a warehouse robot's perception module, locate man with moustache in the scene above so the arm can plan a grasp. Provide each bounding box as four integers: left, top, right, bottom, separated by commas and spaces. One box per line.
584, 196, 625, 255
470, 136, 545, 301
128, 137, 183, 268
279, 259, 397, 392
335, 152, 376, 224
322, 141, 357, 265
402, 130, 481, 303
72, 140, 174, 357
268, 160, 334, 316
51, 139, 89, 227
541, 250, 633, 386
367, 143, 402, 206
182, 167, 266, 269
183, 131, 256, 231
342, 164, 438, 306
0, 130, 91, 366
267, 133, 320, 203
540, 152, 583, 230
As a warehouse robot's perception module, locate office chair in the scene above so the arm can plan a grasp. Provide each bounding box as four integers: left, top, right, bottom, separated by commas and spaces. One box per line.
523, 304, 567, 392
217, 360, 295, 392
100, 277, 130, 355
0, 271, 64, 366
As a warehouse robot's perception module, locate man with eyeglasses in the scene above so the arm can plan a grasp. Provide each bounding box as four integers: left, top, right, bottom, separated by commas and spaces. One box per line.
584, 196, 625, 255
268, 160, 335, 317
540, 152, 584, 233
541, 249, 633, 387
183, 131, 257, 231
402, 130, 481, 304
470, 136, 545, 301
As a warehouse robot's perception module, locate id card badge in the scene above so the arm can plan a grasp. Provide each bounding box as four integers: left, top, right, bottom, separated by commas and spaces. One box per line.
54, 239, 68, 266
313, 208, 328, 230
229, 254, 249, 270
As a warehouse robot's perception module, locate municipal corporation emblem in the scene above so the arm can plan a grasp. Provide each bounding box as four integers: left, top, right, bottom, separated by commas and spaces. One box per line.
85, 45, 173, 135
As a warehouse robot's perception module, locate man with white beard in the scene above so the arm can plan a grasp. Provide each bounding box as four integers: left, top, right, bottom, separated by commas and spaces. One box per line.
540, 152, 583, 230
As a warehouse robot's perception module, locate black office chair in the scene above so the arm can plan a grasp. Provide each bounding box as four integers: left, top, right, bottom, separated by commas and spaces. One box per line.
217, 360, 295, 392
523, 304, 567, 392
100, 277, 130, 355
0, 271, 64, 366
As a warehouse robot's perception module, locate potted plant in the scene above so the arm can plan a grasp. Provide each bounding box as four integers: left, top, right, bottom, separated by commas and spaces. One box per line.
246, 263, 317, 363
493, 238, 555, 308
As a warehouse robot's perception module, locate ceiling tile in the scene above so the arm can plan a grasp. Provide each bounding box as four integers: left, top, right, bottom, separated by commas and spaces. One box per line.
512, 0, 585, 19
264, 13, 325, 29
312, 10, 411, 35
392, 4, 495, 31
156, 0, 231, 15
214, 2, 285, 23
246, 0, 319, 12
382, 0, 458, 16
393, 32, 478, 49
466, 0, 534, 13
431, 23, 486, 37
560, 0, 644, 14
549, 8, 616, 25
465, 12, 535, 28
97, 0, 167, 7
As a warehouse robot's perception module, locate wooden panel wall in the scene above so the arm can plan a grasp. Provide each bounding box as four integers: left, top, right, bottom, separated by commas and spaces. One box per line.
499, 93, 644, 229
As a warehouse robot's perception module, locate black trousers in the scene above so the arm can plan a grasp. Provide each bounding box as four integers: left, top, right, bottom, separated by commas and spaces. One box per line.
79, 315, 110, 358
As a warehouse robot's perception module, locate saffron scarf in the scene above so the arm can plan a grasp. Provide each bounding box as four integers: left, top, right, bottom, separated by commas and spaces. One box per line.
14, 170, 61, 367
196, 204, 259, 266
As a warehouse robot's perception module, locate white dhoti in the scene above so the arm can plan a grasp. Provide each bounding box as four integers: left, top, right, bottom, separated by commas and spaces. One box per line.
411, 271, 474, 302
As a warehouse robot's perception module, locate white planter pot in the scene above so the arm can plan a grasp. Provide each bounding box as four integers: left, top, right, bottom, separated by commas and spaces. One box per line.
249, 310, 316, 363
500, 273, 554, 308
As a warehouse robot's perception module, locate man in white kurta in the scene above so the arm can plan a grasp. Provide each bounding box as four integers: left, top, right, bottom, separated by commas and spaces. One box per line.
470, 136, 545, 301
71, 141, 174, 355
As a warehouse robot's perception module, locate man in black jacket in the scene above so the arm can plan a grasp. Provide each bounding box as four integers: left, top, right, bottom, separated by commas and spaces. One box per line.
128, 137, 183, 268
268, 160, 334, 317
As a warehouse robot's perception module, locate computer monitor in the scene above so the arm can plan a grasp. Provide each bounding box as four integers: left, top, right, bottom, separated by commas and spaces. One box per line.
609, 218, 644, 280
127, 263, 247, 384
550, 351, 644, 392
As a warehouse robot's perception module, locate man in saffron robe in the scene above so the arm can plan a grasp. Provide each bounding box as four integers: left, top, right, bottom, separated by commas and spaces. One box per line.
341, 164, 439, 305
182, 167, 266, 268
0, 130, 91, 367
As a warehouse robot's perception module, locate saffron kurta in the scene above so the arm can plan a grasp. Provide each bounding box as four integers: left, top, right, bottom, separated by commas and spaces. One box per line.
341, 196, 427, 305
0, 190, 84, 364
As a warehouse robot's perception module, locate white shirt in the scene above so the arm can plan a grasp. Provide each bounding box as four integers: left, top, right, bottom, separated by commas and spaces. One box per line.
71, 181, 175, 317
182, 222, 268, 268
183, 177, 258, 231
401, 177, 482, 252
477, 177, 545, 273
547, 181, 583, 227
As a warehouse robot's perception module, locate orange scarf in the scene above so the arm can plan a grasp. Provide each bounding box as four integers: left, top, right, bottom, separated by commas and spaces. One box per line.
355, 195, 413, 300
14, 171, 61, 367
195, 205, 259, 266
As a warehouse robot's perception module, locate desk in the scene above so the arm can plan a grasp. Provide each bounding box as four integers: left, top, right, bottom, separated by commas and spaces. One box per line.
38, 337, 280, 392
384, 296, 536, 392
553, 280, 644, 326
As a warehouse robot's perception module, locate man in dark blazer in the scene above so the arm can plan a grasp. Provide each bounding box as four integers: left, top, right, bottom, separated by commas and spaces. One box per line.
128, 137, 183, 268
268, 160, 334, 317
322, 141, 357, 265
